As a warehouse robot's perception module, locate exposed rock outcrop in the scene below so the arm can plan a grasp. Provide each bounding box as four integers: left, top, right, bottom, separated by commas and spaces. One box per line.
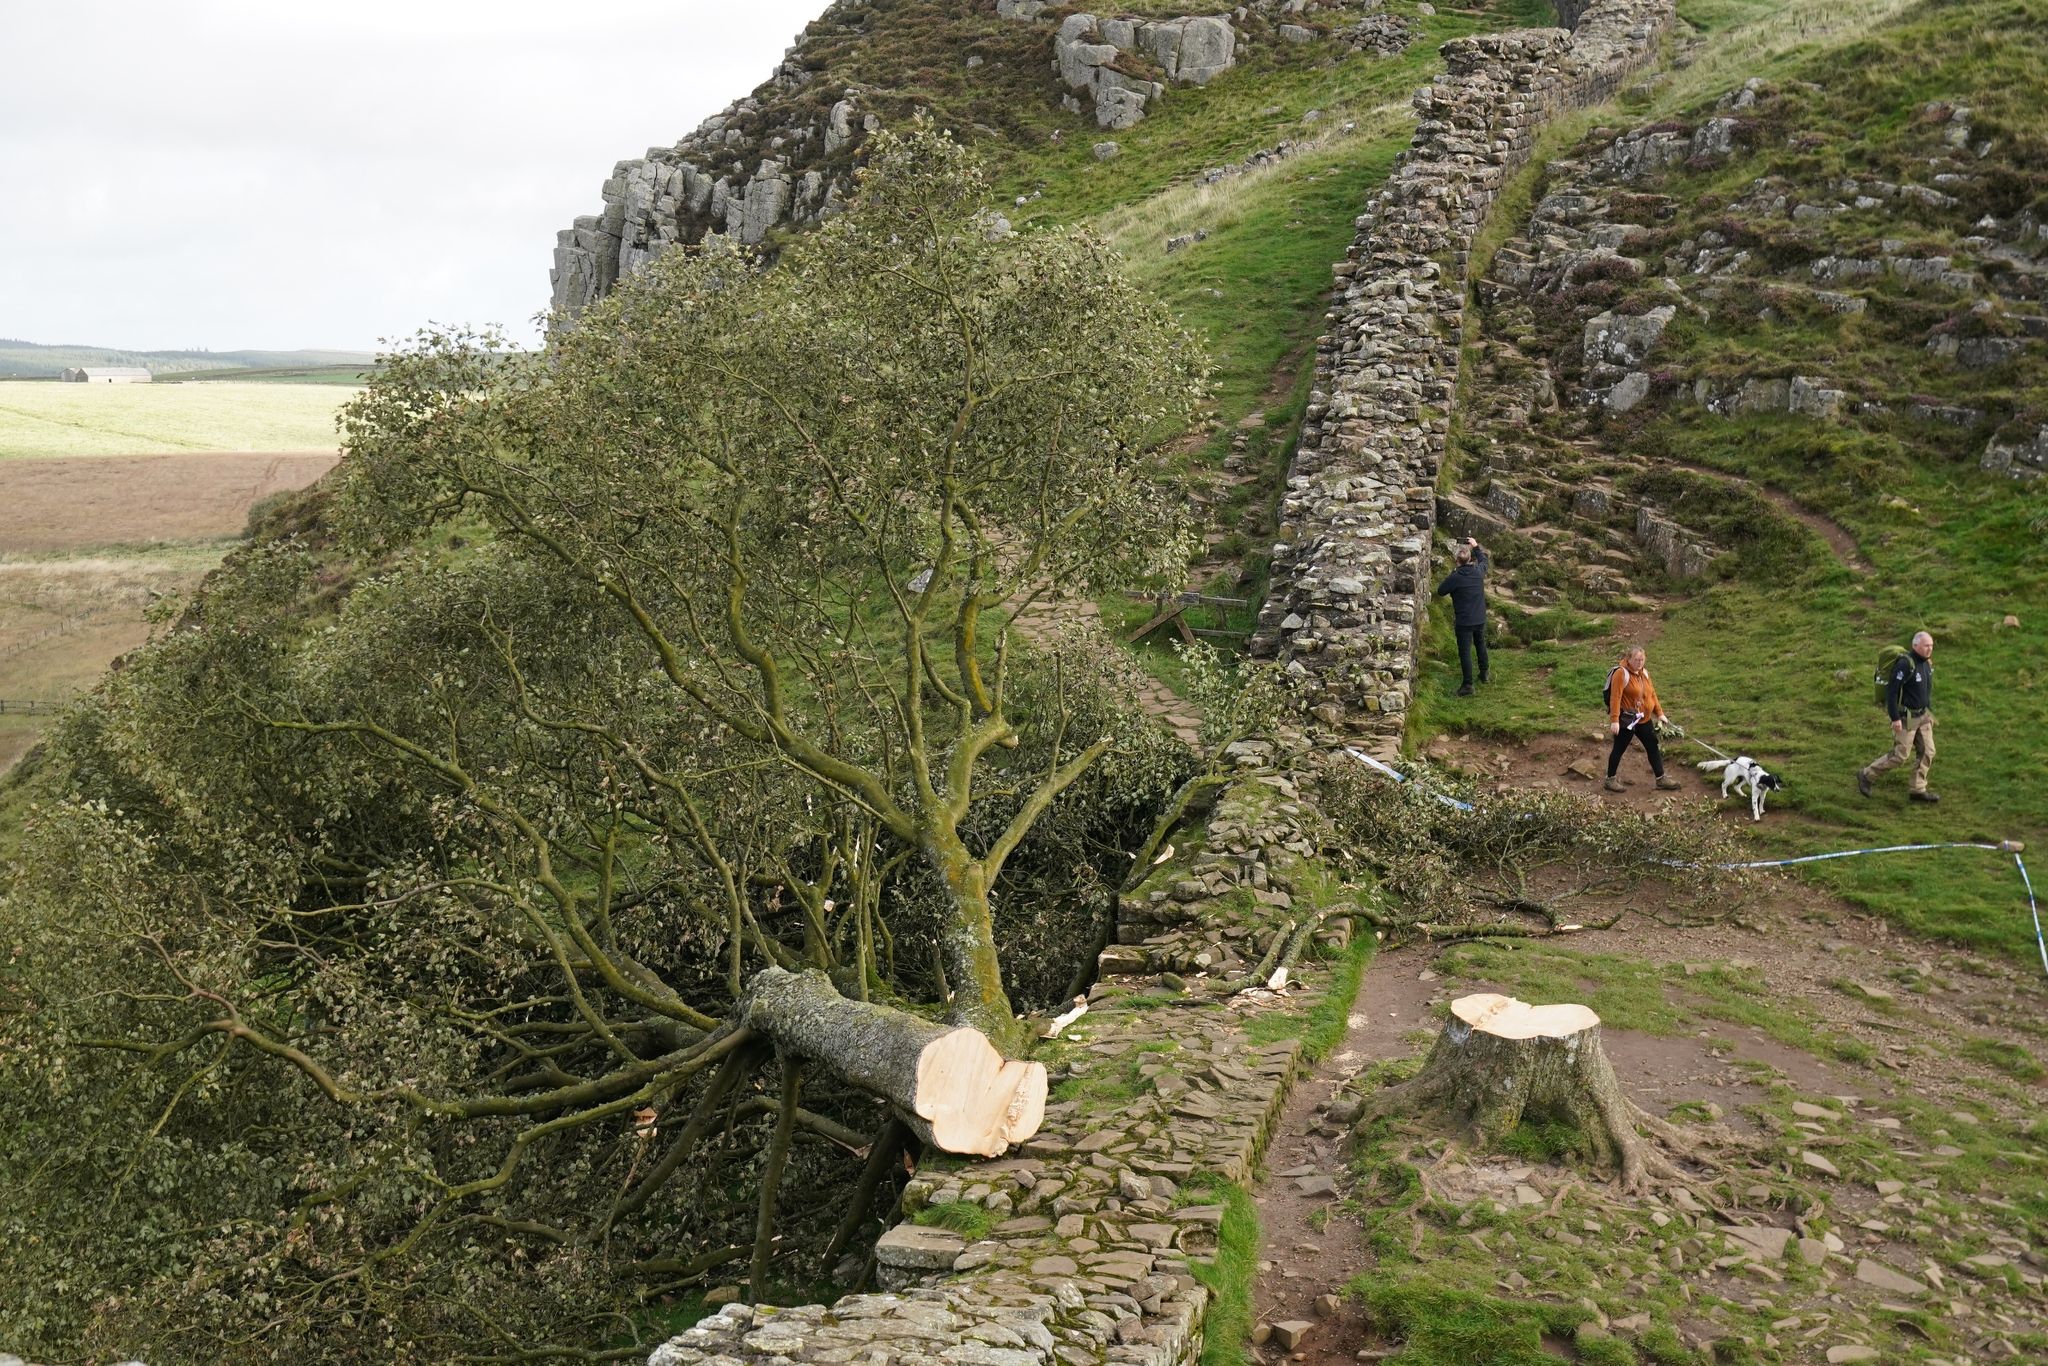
549, 80, 876, 316
1047, 12, 1238, 129
1981, 425, 2048, 480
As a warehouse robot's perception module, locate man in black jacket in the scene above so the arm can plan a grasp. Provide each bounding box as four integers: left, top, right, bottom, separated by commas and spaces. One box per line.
1859, 630, 1938, 803
1435, 537, 1490, 697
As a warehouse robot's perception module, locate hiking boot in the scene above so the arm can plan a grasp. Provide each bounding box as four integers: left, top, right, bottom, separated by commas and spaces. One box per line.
1456, 684, 1475, 697
1603, 776, 1625, 793
1655, 775, 1683, 791
1909, 790, 1940, 804
1856, 768, 1872, 798
1479, 671, 1491, 684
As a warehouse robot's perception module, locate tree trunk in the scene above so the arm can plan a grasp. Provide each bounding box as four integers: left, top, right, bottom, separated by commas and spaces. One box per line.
739, 967, 1044, 1157
1355, 993, 1690, 1192
924, 837, 1020, 1047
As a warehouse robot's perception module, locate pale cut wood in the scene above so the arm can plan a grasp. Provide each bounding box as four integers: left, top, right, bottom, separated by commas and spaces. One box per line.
740, 967, 1046, 1157
1451, 992, 1600, 1039
914, 1028, 1048, 1154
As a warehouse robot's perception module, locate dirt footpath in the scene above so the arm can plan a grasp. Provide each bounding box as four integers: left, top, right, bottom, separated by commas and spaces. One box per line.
1242, 873, 2048, 1364
0, 451, 337, 554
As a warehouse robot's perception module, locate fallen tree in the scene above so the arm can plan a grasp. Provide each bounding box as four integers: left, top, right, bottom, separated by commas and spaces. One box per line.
0, 122, 1199, 1364
742, 967, 1044, 1157
1318, 757, 1751, 941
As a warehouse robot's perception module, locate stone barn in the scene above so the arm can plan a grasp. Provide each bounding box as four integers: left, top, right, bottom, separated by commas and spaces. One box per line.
59, 366, 152, 383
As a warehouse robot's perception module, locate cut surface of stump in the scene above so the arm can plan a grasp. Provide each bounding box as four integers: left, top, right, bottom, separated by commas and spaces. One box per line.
1355, 991, 1713, 1192
741, 967, 1046, 1157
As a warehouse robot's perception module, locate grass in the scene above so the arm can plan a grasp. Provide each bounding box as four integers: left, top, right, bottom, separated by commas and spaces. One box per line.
1435, 941, 1878, 1065
1958, 1037, 2044, 1082
1351, 1273, 1592, 1366
1187, 1175, 1261, 1366
1246, 930, 1375, 1056
1415, 0, 2048, 963
0, 381, 350, 458
912, 1200, 997, 1239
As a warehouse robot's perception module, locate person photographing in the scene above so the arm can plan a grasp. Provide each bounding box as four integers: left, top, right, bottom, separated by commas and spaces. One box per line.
1435, 536, 1490, 697
1604, 646, 1682, 792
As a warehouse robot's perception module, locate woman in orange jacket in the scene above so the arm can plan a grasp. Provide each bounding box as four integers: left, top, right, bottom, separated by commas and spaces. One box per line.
1605, 646, 1682, 793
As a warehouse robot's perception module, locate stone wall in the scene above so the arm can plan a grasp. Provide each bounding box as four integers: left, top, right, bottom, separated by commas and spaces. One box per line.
647, 774, 1348, 1365
1248, 0, 1673, 754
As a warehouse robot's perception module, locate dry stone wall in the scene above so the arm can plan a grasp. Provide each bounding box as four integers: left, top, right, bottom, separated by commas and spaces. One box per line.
647, 774, 1347, 1366
1248, 0, 1673, 754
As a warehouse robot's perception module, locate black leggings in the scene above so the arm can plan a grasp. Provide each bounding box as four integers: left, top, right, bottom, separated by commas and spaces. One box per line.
1456, 623, 1489, 686
1607, 719, 1664, 778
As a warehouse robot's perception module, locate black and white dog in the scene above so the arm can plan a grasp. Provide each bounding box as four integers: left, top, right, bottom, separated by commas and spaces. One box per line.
1697, 757, 1784, 822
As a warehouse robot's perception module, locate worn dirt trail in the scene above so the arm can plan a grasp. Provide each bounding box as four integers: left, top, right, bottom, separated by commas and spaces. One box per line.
1241, 970, 1383, 1364
1670, 459, 1875, 576
1239, 863, 2047, 1362
1010, 591, 1203, 746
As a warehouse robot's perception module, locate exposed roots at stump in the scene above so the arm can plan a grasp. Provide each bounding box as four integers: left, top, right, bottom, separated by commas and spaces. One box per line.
1354, 994, 1739, 1196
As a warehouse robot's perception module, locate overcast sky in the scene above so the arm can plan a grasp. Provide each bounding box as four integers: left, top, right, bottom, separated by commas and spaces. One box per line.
0, 0, 825, 353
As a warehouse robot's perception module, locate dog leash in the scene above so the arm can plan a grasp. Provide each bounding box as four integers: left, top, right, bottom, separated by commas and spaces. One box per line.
1660, 722, 1733, 762
1342, 750, 2044, 977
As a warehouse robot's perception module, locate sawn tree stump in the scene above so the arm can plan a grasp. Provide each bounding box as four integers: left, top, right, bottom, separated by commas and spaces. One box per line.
1356, 992, 1696, 1192
741, 967, 1046, 1157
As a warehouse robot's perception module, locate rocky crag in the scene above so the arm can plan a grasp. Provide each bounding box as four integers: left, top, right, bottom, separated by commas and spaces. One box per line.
1248, 0, 1673, 753
550, 1, 1420, 316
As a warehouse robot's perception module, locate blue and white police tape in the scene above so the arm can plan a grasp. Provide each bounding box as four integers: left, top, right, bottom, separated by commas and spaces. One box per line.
1343, 747, 1475, 811
1341, 749, 2044, 976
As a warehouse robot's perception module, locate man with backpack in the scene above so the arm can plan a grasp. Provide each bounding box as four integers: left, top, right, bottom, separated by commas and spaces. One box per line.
1859, 631, 1938, 803
1604, 646, 1683, 793
1435, 536, 1489, 697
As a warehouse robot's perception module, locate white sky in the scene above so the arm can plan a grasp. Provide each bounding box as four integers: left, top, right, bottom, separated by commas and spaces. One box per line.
0, 0, 826, 353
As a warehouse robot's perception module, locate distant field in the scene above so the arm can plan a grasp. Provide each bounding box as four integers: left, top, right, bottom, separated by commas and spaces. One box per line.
0, 451, 337, 553
0, 338, 374, 380
0, 546, 227, 775
160, 363, 375, 385
0, 380, 351, 458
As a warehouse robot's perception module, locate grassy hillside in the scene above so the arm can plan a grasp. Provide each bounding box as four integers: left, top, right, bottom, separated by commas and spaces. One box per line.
0, 339, 373, 380
0, 381, 351, 458
1413, 0, 2048, 961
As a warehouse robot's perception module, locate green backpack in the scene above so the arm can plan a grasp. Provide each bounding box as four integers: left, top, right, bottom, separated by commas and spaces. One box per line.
1872, 644, 1911, 707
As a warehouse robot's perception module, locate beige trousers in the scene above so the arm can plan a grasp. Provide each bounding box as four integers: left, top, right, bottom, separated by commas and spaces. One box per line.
1865, 711, 1935, 792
